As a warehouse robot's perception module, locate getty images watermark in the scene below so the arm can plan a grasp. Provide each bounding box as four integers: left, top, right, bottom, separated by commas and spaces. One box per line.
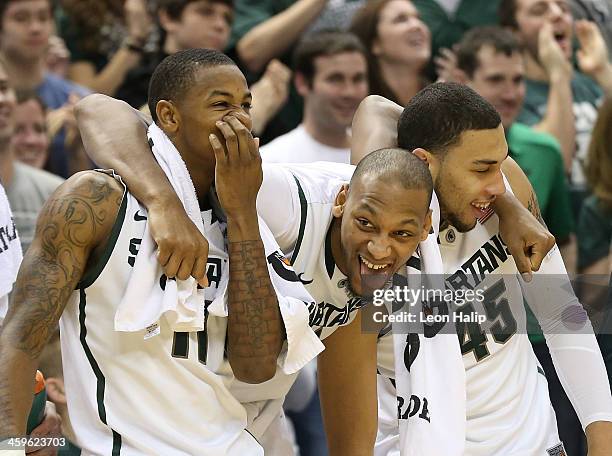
371, 285, 487, 325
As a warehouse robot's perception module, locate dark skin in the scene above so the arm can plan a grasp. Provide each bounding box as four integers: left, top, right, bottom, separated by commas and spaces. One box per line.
0, 64, 284, 435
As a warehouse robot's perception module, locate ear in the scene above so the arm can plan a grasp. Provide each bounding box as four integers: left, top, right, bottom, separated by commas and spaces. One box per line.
156, 100, 180, 135
46, 377, 66, 405
420, 208, 433, 241
294, 72, 311, 98
412, 148, 432, 164
158, 9, 176, 34
332, 184, 349, 219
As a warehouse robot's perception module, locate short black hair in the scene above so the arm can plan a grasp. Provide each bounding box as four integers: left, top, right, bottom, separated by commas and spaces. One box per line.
148, 48, 237, 123
456, 26, 522, 78
398, 82, 501, 155
351, 147, 433, 207
498, 0, 519, 29
158, 0, 233, 20
293, 30, 366, 85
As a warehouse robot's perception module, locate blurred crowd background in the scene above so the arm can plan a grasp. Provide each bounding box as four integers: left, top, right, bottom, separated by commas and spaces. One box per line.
1, 0, 611, 455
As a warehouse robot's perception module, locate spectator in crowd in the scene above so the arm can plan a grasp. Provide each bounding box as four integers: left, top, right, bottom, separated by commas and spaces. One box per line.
261, 31, 368, 163
10, 92, 49, 170
350, 0, 431, 106
57, 0, 156, 103
0, 0, 90, 178
157, 0, 292, 136
499, 0, 612, 215
454, 24, 584, 455
0, 91, 63, 253
230, 0, 365, 142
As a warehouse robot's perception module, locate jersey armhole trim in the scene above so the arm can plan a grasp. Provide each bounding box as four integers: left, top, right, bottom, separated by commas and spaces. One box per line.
289, 174, 307, 265
78, 188, 128, 289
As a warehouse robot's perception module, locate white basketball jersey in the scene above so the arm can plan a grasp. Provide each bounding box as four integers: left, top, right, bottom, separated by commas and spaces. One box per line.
376, 180, 565, 455
60, 176, 262, 455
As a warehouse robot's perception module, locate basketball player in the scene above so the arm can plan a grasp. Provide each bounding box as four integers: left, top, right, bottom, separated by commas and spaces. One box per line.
347, 84, 612, 455
72, 85, 556, 455
0, 49, 323, 454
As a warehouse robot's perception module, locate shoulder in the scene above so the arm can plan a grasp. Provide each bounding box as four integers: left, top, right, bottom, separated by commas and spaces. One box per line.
260, 128, 304, 162
38, 74, 91, 108
573, 72, 603, 98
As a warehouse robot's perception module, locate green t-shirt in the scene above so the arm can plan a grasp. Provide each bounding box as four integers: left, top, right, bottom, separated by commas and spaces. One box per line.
518, 73, 603, 199
507, 122, 575, 241
577, 195, 612, 270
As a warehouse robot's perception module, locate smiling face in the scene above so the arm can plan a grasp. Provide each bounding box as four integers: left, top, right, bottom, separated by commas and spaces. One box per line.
515, 0, 573, 60
10, 98, 47, 168
298, 51, 368, 131
467, 46, 526, 129
333, 174, 432, 297
159, 64, 252, 169
426, 125, 508, 232
373, 0, 430, 69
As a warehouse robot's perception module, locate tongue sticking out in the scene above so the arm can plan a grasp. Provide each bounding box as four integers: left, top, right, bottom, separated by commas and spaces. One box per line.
360, 261, 392, 295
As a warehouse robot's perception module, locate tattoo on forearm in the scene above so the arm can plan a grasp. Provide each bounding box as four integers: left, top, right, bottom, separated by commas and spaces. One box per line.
227, 240, 282, 364
527, 190, 547, 228
0, 175, 120, 432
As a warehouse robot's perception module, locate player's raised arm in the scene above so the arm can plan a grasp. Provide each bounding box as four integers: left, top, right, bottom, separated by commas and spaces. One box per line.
318, 310, 379, 456
0, 172, 122, 435
350, 95, 403, 165
211, 115, 284, 383
75, 94, 210, 286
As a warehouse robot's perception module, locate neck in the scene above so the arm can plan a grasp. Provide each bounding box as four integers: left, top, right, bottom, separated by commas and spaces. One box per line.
523, 51, 549, 82
378, 60, 424, 105
163, 36, 180, 55
302, 110, 351, 149
0, 143, 15, 188
0, 51, 45, 91
330, 217, 347, 275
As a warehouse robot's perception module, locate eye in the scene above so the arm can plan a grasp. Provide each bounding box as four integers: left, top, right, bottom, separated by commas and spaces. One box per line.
242, 102, 252, 110
394, 231, 413, 238
475, 168, 490, 174
357, 217, 373, 228
213, 101, 230, 108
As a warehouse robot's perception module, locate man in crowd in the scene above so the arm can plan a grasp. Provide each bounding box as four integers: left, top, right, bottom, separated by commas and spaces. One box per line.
261, 31, 368, 164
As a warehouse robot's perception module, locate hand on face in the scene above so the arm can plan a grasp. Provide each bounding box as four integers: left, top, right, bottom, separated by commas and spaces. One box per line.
210, 115, 262, 219
576, 20, 611, 77
538, 22, 572, 79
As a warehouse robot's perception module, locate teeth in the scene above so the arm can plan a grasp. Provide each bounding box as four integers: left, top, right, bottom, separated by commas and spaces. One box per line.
360, 255, 390, 270
472, 202, 491, 210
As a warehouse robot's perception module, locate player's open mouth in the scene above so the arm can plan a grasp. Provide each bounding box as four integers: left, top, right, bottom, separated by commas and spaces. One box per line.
359, 255, 392, 272
471, 200, 493, 218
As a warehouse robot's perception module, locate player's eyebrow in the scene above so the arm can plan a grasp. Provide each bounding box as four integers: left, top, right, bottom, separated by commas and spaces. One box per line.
208, 90, 252, 100
357, 203, 419, 227
472, 151, 509, 165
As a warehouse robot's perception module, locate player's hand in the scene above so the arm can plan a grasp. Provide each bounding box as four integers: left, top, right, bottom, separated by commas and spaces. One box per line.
210, 115, 262, 220
148, 195, 209, 287
576, 20, 611, 78
538, 22, 572, 80
499, 205, 555, 282
25, 402, 61, 455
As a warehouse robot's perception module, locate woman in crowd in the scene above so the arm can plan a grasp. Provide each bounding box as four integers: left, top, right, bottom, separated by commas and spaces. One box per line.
350, 0, 431, 106
10, 94, 50, 170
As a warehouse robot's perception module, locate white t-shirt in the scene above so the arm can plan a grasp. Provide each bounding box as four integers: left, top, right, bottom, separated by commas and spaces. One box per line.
260, 125, 350, 164
0, 182, 22, 322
